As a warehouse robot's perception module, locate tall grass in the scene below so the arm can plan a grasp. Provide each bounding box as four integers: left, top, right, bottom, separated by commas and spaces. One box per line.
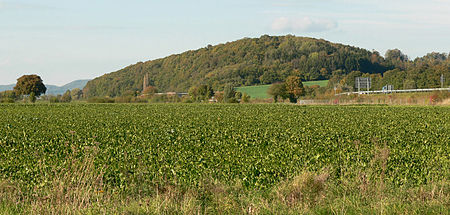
1, 142, 448, 214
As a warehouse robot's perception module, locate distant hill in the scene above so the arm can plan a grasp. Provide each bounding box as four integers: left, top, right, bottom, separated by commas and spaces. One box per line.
0, 79, 90, 95
0, 84, 15, 92
46, 79, 91, 95
83, 35, 389, 97
84, 35, 449, 98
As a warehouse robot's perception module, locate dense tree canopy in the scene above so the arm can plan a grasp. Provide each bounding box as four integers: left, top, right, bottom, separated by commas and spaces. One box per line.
188, 85, 214, 102
267, 83, 287, 102
14, 75, 47, 97
84, 35, 389, 97
83, 35, 449, 97
285, 76, 305, 102
328, 53, 450, 91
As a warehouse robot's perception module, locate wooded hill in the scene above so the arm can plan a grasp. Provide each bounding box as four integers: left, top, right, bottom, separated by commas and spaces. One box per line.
83, 35, 448, 97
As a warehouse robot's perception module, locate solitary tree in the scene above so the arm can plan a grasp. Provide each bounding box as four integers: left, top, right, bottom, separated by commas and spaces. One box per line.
14, 75, 47, 97
285, 76, 305, 103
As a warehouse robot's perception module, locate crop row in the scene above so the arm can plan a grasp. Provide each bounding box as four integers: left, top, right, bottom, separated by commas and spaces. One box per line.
0, 104, 448, 191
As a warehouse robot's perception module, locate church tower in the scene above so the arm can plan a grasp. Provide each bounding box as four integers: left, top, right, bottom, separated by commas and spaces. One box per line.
143, 73, 149, 91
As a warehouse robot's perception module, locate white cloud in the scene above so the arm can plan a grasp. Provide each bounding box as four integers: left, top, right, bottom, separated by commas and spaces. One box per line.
271, 17, 337, 32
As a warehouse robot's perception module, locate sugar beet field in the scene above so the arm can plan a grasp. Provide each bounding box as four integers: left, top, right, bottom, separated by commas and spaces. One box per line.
0, 104, 449, 213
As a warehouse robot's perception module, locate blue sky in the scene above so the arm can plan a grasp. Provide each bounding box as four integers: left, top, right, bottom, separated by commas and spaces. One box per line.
1, 0, 449, 85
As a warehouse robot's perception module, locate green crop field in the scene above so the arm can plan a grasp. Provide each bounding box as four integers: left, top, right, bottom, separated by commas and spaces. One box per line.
0, 104, 449, 214
236, 80, 329, 99
235, 85, 272, 99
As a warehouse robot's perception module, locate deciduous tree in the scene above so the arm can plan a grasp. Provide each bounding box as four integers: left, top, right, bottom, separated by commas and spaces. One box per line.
285, 76, 305, 103
14, 75, 46, 97
267, 83, 287, 103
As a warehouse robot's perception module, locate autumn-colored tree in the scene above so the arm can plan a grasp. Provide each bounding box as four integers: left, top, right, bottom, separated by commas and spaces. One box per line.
14, 75, 47, 97
285, 76, 305, 103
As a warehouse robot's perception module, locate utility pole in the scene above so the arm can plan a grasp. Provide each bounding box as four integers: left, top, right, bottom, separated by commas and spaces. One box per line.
441, 74, 445, 88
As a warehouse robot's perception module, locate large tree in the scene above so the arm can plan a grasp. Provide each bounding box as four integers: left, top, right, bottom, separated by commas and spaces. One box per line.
223, 84, 236, 103
14, 75, 47, 97
267, 82, 287, 103
285, 76, 305, 103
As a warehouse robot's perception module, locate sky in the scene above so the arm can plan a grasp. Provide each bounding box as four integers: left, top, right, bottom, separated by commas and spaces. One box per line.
1, 0, 449, 85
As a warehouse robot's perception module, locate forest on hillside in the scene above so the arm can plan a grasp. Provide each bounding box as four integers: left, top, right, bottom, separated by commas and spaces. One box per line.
329, 51, 449, 92
83, 35, 449, 97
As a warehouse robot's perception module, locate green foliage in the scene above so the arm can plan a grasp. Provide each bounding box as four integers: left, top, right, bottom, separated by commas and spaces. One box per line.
0, 104, 448, 194
267, 76, 305, 103
70, 88, 83, 100
303, 80, 329, 87
385, 49, 409, 69
223, 84, 236, 102
241, 93, 250, 103
236, 80, 329, 99
49, 95, 60, 103
0, 90, 17, 103
14, 75, 47, 97
267, 83, 287, 102
234, 91, 242, 100
84, 35, 390, 97
330, 53, 450, 91
188, 85, 214, 102
87, 97, 115, 103
29, 92, 36, 103
60, 90, 72, 103
83, 35, 448, 98
236, 85, 272, 99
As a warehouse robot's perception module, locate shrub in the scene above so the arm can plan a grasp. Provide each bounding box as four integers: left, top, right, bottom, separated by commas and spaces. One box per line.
87, 97, 115, 103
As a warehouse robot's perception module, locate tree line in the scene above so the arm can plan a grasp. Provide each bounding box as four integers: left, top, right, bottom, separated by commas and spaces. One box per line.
84, 35, 448, 98
328, 51, 449, 92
